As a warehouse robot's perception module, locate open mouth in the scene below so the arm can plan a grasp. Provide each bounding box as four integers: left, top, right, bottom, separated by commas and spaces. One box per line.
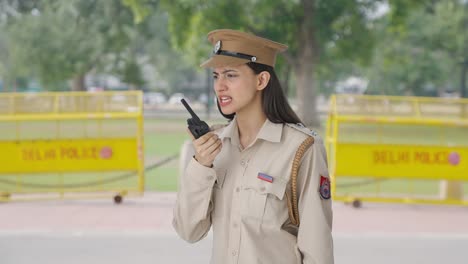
218, 96, 232, 107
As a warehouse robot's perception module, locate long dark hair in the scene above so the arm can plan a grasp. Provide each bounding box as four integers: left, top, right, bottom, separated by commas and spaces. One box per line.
217, 62, 302, 124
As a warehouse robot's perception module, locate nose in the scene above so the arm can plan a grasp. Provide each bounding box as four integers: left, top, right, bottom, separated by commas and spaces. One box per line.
214, 77, 227, 93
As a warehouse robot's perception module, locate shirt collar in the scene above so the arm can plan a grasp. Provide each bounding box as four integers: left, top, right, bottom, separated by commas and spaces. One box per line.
218, 117, 240, 148
257, 118, 283, 143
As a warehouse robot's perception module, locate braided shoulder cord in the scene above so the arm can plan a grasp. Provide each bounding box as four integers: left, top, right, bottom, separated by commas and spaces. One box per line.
285, 136, 315, 227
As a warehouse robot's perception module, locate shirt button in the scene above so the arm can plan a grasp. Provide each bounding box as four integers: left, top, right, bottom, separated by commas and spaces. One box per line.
232, 250, 238, 256
206, 175, 214, 181
236, 187, 240, 192
233, 222, 238, 228
240, 160, 246, 166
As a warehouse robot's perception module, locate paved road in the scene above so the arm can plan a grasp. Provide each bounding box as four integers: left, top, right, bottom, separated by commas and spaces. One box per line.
1, 192, 468, 263
1, 232, 467, 264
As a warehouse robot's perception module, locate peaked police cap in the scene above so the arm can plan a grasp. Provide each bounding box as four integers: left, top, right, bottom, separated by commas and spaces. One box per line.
200, 29, 288, 68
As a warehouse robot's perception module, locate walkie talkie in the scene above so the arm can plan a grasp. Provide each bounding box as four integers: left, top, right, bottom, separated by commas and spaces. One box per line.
181, 98, 210, 139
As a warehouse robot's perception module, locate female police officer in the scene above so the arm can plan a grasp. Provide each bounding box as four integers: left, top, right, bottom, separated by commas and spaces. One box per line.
173, 29, 334, 264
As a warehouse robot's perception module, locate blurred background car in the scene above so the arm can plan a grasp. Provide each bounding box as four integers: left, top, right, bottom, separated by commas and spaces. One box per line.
168, 93, 185, 105
144, 92, 167, 105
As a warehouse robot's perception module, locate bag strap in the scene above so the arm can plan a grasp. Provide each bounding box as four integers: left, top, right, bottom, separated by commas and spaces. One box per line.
285, 136, 315, 227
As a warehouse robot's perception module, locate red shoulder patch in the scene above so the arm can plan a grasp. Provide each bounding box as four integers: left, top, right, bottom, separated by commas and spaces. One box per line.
319, 175, 331, 200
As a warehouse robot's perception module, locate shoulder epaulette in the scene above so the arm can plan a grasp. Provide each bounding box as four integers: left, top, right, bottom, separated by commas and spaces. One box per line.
286, 123, 320, 139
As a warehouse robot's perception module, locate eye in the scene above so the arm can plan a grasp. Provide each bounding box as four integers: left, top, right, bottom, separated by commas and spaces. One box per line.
213, 75, 218, 80
226, 73, 238, 78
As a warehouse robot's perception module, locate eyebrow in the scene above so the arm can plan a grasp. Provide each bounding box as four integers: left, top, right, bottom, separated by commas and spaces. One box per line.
213, 69, 238, 75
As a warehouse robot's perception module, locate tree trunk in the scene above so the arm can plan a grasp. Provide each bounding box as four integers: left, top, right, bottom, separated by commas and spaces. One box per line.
462, 61, 467, 98
71, 74, 86, 91
295, 0, 320, 128
462, 2, 468, 98
281, 64, 291, 96
11, 79, 17, 92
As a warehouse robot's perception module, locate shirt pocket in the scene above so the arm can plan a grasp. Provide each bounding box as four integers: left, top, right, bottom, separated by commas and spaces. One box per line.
241, 177, 288, 222
212, 168, 227, 219
214, 168, 227, 189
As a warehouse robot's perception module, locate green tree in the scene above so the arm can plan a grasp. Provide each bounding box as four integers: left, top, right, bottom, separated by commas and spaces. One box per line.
0, 29, 12, 91
366, 0, 466, 96
141, 9, 206, 96
156, 0, 390, 126
4, 0, 148, 91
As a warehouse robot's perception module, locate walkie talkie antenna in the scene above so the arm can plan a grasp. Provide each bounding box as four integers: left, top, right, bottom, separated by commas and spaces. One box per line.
181, 99, 200, 121
181, 98, 210, 139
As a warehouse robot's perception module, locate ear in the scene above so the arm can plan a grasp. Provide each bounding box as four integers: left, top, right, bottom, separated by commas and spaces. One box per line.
256, 71, 270, 91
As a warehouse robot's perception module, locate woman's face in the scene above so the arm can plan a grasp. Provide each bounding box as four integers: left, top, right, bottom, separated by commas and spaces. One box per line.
213, 64, 267, 116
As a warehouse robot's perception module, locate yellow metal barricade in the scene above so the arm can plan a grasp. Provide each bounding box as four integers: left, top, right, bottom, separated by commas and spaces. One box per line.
0, 91, 144, 203
326, 94, 468, 207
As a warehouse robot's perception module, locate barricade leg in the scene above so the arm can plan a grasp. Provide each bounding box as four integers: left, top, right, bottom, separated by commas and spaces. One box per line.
439, 180, 464, 200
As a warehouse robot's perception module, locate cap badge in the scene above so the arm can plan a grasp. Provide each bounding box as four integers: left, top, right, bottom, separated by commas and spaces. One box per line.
214, 40, 222, 54
251, 56, 257, 62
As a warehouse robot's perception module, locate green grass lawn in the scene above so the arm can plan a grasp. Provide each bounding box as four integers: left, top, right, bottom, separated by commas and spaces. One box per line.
335, 123, 468, 145
145, 166, 178, 192
0, 117, 467, 199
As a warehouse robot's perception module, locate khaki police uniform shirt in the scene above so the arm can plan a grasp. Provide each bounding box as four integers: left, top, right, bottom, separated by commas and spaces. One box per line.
173, 117, 334, 264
